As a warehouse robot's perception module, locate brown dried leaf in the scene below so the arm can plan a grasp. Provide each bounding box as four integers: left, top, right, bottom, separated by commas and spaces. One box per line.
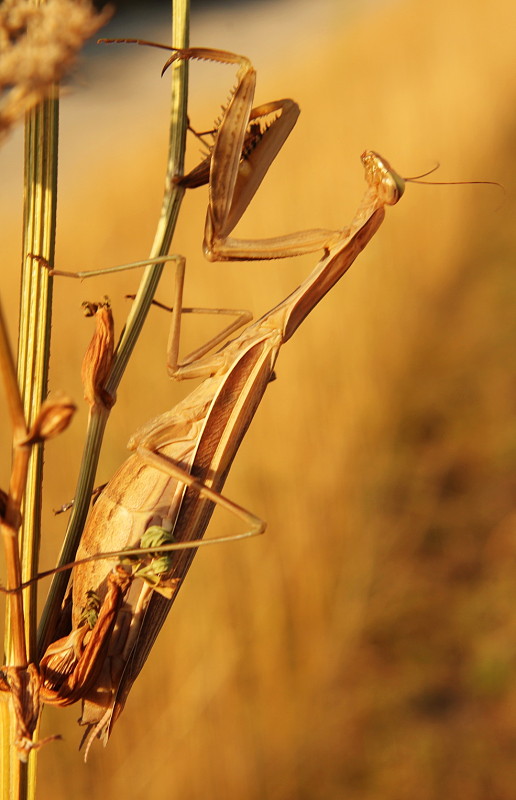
40, 567, 132, 707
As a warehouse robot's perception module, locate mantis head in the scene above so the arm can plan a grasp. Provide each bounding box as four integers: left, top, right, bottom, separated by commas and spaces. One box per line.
361, 150, 406, 206
362, 149, 502, 207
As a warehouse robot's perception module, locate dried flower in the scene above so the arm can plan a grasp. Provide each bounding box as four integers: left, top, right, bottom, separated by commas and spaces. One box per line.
0, 663, 60, 761
81, 298, 115, 410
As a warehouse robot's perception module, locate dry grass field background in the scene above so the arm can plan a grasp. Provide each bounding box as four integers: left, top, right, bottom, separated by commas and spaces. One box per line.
2, 0, 516, 796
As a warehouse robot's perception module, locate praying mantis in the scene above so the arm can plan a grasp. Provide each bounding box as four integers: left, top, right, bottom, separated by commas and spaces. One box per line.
40, 150, 403, 755
2, 42, 421, 759
39, 44, 413, 754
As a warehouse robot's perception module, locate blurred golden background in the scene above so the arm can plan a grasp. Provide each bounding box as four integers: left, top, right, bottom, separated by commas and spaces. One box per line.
2, 0, 516, 796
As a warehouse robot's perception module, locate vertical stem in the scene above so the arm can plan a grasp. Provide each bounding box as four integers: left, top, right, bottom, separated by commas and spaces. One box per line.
37, 0, 191, 655
106, 0, 190, 390
2, 84, 59, 800
0, 307, 30, 798
16, 91, 59, 661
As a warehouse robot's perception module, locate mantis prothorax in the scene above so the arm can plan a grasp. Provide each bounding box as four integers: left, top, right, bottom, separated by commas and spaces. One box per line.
38, 148, 406, 757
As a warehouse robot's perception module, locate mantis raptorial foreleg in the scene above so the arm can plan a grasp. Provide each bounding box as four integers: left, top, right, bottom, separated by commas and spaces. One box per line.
100, 40, 343, 261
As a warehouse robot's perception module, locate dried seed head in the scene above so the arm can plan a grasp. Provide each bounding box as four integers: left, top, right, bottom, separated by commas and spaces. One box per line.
22, 392, 76, 445
0, 0, 111, 142
81, 298, 116, 410
0, 664, 60, 761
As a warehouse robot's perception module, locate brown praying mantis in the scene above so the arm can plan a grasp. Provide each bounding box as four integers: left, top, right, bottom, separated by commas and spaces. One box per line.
37, 149, 403, 757
4, 42, 486, 758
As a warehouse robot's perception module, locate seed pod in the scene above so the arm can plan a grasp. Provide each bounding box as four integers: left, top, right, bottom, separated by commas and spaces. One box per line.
22, 393, 76, 445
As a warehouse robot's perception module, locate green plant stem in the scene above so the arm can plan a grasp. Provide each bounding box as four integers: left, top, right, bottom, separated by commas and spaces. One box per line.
17, 92, 58, 658
37, 0, 190, 656
1, 85, 59, 800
